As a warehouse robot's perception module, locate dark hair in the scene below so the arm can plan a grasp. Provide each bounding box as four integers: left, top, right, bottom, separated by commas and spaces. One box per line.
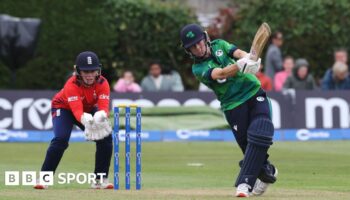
149, 60, 162, 69
283, 55, 294, 61
123, 70, 133, 75
271, 31, 283, 39
161, 64, 173, 74
334, 48, 348, 54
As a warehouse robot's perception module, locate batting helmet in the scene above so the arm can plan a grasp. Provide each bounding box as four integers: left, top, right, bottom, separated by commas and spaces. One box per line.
180, 24, 206, 49
75, 51, 101, 71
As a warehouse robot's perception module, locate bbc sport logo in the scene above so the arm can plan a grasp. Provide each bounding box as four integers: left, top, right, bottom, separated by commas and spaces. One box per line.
5, 171, 106, 186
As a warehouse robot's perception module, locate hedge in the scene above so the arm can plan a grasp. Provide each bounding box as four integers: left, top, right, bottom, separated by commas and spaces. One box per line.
232, 0, 350, 79
0, 0, 196, 89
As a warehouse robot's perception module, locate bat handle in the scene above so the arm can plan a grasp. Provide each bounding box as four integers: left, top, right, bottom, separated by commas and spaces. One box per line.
249, 48, 258, 61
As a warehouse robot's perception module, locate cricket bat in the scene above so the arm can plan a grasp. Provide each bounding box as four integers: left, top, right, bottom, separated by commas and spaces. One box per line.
249, 22, 271, 61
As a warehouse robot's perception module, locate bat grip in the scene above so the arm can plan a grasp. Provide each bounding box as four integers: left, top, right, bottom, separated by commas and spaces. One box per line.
249, 49, 258, 61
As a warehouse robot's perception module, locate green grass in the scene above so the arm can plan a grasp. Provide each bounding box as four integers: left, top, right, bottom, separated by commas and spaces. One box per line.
1, 141, 350, 199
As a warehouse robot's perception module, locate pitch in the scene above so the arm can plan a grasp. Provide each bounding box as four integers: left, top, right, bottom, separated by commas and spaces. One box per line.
1, 141, 350, 200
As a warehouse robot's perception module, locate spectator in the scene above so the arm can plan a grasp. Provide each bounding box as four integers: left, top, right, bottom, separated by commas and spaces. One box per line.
113, 71, 141, 93
162, 65, 185, 91
274, 56, 294, 91
283, 58, 316, 90
141, 61, 174, 91
264, 31, 283, 81
334, 48, 348, 64
256, 64, 272, 91
321, 62, 350, 90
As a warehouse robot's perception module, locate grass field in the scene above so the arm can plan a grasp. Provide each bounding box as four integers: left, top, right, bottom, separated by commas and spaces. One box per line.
1, 141, 350, 199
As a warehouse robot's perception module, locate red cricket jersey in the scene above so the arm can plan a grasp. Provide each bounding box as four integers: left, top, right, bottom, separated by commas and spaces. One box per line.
52, 75, 110, 122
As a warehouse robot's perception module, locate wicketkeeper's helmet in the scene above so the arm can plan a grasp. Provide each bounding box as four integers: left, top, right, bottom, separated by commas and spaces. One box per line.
75, 51, 101, 72
74, 51, 102, 80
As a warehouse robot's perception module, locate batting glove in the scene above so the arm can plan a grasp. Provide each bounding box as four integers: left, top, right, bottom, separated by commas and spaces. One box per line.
237, 57, 261, 74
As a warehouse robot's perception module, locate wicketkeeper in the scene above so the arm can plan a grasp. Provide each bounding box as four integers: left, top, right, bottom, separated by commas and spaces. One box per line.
180, 24, 278, 197
34, 51, 113, 189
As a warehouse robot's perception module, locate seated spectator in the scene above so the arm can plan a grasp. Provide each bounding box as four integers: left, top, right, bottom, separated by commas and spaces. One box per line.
113, 71, 141, 93
274, 56, 294, 91
321, 62, 350, 90
162, 65, 185, 91
141, 61, 174, 91
283, 58, 316, 90
256, 64, 272, 91
334, 48, 347, 64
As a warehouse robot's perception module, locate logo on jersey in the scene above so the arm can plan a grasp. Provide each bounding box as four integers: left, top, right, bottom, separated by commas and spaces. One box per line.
99, 94, 109, 100
68, 96, 78, 102
256, 96, 265, 102
233, 125, 238, 131
87, 56, 92, 65
215, 50, 223, 57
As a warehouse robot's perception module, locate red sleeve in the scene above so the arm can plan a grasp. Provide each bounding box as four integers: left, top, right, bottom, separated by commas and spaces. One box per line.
97, 78, 110, 115
64, 82, 84, 122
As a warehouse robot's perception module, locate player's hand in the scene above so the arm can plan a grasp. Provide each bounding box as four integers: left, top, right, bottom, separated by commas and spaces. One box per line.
236, 56, 249, 71
80, 113, 105, 141
244, 58, 261, 74
84, 122, 107, 141
94, 110, 107, 123
243, 53, 251, 59
81, 113, 93, 125
93, 110, 112, 139
81, 113, 95, 141
236, 57, 261, 74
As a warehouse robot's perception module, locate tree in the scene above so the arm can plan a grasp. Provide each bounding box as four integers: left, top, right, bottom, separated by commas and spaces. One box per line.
231, 0, 350, 79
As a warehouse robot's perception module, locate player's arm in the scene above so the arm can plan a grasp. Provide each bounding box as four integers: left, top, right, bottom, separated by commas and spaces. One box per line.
64, 84, 85, 122
92, 78, 112, 140
64, 84, 98, 140
211, 64, 240, 80
96, 78, 110, 115
233, 49, 248, 59
211, 56, 261, 79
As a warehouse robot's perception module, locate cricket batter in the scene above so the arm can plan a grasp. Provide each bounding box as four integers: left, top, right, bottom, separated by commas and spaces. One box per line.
180, 24, 278, 197
34, 51, 113, 189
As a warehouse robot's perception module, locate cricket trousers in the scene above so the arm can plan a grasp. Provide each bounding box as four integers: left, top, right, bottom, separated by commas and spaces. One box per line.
224, 89, 272, 154
224, 89, 275, 187
40, 108, 112, 179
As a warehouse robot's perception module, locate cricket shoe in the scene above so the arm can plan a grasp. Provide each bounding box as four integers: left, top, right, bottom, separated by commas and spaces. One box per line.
252, 167, 278, 196
33, 184, 48, 189
33, 179, 48, 189
91, 178, 113, 189
235, 183, 251, 197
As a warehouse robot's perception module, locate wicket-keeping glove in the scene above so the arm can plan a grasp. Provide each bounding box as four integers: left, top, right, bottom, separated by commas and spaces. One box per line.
81, 113, 95, 141
93, 110, 112, 139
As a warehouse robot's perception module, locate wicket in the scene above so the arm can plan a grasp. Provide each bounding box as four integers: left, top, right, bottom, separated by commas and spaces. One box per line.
113, 104, 142, 190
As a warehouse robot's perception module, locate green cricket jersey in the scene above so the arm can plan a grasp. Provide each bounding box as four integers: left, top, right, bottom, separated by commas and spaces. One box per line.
192, 39, 261, 111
